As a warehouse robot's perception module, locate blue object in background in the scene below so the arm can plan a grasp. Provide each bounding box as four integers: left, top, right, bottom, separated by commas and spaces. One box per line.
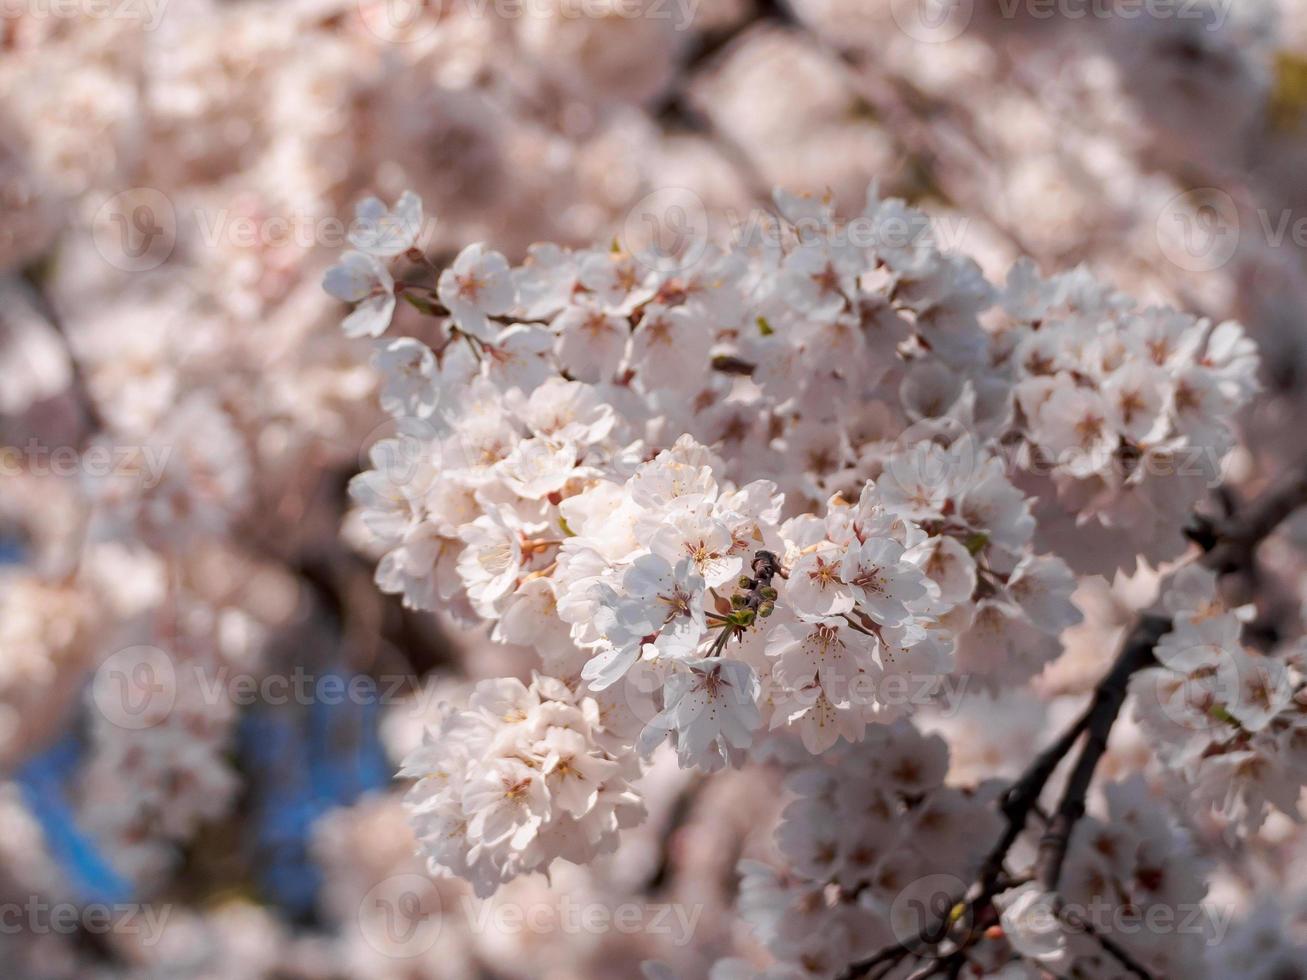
238, 665, 392, 922
12, 651, 394, 923
0, 534, 27, 565
5, 535, 131, 902
15, 733, 133, 906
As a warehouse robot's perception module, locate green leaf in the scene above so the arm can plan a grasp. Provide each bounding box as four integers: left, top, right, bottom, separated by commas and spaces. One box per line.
402, 292, 440, 316
1209, 704, 1239, 726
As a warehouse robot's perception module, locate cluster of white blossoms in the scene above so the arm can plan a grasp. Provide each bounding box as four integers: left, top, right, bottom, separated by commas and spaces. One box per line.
726, 723, 1003, 977
868, 436, 1082, 689
1131, 565, 1307, 834
997, 263, 1260, 574
326, 184, 1256, 897
0, 574, 95, 765
560, 439, 957, 764
710, 759, 1212, 980
14, 2, 1307, 975
996, 777, 1212, 979
398, 675, 644, 897
82, 642, 240, 884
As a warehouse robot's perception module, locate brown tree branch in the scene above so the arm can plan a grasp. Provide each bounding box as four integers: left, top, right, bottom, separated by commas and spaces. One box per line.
841, 459, 1307, 980
1057, 904, 1155, 980
1201, 462, 1307, 575
1036, 458, 1307, 893
17, 268, 106, 442
1032, 614, 1170, 892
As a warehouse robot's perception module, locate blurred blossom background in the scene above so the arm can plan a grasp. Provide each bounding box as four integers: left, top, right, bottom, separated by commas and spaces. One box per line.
5, 0, 1307, 977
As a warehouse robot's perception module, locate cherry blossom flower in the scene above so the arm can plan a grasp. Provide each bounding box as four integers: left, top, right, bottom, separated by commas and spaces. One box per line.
437, 243, 515, 340
348, 190, 424, 258
323, 250, 396, 338
373, 337, 438, 418
638, 658, 762, 772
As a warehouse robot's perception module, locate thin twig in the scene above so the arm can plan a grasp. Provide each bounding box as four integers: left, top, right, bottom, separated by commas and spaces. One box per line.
1201, 461, 1307, 574
842, 460, 1307, 979
1036, 459, 1307, 892
1058, 903, 1156, 980
1032, 615, 1170, 891
642, 773, 705, 894
17, 269, 106, 441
